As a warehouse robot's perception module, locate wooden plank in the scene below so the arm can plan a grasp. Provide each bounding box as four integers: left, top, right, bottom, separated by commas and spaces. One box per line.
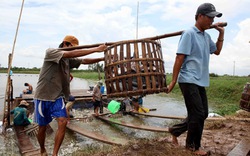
66, 123, 128, 146
96, 115, 168, 132
227, 139, 250, 156
131, 112, 250, 122
131, 112, 185, 120
21, 89, 107, 99
14, 126, 40, 156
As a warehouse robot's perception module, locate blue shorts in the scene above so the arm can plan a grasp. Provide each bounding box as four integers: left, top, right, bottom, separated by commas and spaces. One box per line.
26, 90, 32, 94
33, 97, 67, 126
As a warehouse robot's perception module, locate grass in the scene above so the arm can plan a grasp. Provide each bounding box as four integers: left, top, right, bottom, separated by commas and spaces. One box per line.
207, 76, 250, 115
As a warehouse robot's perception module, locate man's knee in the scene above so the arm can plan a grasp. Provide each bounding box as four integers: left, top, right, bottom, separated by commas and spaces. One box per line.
57, 118, 67, 126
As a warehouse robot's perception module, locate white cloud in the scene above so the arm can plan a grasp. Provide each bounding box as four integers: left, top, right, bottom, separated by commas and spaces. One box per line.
0, 0, 249, 76
210, 18, 250, 76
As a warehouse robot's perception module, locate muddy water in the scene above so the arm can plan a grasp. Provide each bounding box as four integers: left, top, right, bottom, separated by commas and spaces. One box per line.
0, 73, 187, 155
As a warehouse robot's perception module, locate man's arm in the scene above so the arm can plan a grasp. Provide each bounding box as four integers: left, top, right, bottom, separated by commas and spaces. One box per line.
92, 86, 97, 102
82, 57, 105, 64
167, 54, 185, 93
213, 22, 225, 55
62, 44, 106, 58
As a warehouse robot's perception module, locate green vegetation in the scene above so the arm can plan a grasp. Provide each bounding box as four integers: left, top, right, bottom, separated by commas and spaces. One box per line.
207, 76, 249, 115
71, 70, 104, 80
0, 67, 40, 74
0, 67, 104, 78
167, 74, 250, 115
1, 68, 249, 116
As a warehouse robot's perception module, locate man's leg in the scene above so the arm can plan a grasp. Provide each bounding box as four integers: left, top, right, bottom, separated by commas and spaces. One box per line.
169, 118, 188, 145
53, 117, 67, 156
37, 125, 47, 154
94, 106, 100, 116
180, 83, 207, 154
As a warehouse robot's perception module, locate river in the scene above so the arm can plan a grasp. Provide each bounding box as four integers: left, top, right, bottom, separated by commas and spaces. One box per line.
0, 73, 188, 155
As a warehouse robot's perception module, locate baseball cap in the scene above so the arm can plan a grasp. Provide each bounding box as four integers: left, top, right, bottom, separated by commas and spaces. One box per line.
63, 35, 79, 46
196, 3, 222, 18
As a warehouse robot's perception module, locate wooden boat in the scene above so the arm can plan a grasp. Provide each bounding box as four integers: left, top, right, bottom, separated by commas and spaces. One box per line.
20, 89, 110, 109
13, 124, 53, 156
66, 122, 128, 146
96, 114, 169, 132
227, 139, 250, 156
13, 125, 40, 156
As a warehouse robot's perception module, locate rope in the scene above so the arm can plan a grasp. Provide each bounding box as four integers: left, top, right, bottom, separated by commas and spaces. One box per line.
2, 0, 25, 125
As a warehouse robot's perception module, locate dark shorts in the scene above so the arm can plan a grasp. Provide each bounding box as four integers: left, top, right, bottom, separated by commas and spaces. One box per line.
93, 100, 101, 109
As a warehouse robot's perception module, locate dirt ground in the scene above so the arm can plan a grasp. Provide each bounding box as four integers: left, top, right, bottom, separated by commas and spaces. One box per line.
80, 110, 250, 156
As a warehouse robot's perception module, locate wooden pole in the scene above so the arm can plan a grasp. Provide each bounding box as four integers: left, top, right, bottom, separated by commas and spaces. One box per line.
2, 0, 25, 126
58, 22, 227, 51
58, 31, 182, 51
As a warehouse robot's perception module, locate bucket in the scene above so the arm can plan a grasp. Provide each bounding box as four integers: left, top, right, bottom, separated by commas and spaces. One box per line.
108, 100, 120, 114
28, 118, 33, 123
240, 82, 250, 112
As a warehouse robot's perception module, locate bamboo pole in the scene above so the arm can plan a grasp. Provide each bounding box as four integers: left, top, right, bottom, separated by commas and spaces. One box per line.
132, 112, 250, 122
58, 31, 182, 51
58, 22, 227, 51
2, 0, 25, 126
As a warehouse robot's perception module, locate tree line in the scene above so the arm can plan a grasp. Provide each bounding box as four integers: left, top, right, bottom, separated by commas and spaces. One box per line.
0, 62, 104, 72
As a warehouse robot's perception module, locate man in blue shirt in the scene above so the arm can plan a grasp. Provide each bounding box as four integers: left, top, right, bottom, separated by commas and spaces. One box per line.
166, 3, 225, 155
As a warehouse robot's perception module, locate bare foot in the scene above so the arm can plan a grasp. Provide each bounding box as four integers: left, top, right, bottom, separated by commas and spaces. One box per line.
193, 149, 207, 156
158, 137, 169, 142
92, 113, 99, 116
41, 149, 48, 156
171, 135, 179, 146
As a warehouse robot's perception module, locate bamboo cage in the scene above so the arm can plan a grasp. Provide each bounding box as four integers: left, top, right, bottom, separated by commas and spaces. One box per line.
104, 39, 167, 98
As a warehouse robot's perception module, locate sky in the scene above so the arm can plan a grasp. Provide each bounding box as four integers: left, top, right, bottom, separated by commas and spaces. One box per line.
0, 0, 249, 76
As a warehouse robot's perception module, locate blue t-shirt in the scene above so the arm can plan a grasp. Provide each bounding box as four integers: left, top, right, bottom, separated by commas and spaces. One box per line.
177, 26, 217, 87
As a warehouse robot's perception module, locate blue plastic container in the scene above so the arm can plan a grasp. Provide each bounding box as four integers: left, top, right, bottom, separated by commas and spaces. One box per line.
100, 86, 105, 94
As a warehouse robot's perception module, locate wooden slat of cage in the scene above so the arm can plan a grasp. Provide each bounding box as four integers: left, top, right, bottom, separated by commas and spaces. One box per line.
141, 41, 151, 91
113, 45, 121, 93
146, 42, 156, 91
152, 42, 162, 89
134, 42, 143, 91
126, 43, 133, 92
105, 47, 115, 94
119, 43, 127, 92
